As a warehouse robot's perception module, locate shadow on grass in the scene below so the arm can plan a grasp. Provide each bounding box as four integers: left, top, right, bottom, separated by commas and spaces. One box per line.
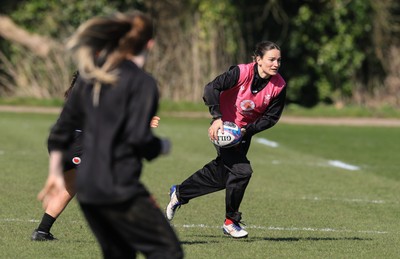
181, 240, 219, 245
180, 234, 222, 245
180, 234, 372, 245
248, 236, 372, 242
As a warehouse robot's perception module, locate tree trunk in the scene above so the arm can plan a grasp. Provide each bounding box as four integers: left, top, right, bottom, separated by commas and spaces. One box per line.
0, 15, 60, 57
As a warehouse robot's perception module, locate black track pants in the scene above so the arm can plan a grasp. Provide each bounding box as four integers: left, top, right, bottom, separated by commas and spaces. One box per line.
178, 136, 253, 222
80, 195, 183, 259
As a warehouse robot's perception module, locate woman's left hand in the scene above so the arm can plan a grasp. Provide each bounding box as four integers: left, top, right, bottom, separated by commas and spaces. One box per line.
150, 116, 160, 128
37, 173, 65, 210
37, 151, 65, 210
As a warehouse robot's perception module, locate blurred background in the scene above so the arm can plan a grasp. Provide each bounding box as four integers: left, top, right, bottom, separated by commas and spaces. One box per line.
0, 0, 399, 110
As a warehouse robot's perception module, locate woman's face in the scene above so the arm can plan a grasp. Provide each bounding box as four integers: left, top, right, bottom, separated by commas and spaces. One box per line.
256, 49, 281, 78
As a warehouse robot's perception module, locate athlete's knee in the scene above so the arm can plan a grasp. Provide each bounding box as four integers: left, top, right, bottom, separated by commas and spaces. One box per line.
232, 163, 253, 178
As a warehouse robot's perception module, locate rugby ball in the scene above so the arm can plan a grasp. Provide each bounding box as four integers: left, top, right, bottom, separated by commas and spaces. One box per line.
210, 121, 242, 148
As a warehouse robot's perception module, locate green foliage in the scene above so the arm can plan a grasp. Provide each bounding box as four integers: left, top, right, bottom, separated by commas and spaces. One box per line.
10, 0, 145, 38
194, 0, 239, 55
1, 0, 398, 107
287, 0, 373, 105
2, 0, 148, 99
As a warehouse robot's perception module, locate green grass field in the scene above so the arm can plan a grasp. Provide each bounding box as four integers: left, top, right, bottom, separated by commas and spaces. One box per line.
0, 112, 399, 258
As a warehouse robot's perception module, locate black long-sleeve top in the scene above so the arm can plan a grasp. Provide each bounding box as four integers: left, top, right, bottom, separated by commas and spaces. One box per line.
203, 64, 286, 136
48, 60, 163, 204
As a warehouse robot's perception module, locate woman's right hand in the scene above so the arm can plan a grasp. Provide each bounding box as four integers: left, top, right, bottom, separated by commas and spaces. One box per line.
208, 118, 223, 141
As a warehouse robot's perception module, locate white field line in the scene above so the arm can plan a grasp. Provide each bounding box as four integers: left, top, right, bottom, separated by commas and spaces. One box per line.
2, 218, 39, 222
3, 218, 388, 234
255, 138, 279, 148
1, 218, 80, 223
176, 224, 387, 234
254, 138, 361, 171
328, 160, 360, 171
302, 196, 392, 204
2, 218, 387, 234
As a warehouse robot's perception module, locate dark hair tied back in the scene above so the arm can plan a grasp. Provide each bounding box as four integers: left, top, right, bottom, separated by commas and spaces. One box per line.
253, 41, 280, 61
66, 11, 154, 87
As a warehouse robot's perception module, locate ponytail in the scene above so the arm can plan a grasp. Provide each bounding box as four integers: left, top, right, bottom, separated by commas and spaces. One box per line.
64, 70, 79, 100
66, 11, 154, 105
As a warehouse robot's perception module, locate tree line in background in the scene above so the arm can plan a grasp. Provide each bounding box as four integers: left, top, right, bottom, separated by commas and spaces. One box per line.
0, 0, 399, 108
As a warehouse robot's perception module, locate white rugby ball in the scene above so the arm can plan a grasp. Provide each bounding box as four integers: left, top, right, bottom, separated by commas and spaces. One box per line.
210, 121, 242, 148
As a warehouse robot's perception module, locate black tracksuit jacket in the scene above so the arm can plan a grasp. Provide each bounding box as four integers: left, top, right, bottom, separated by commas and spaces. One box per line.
48, 60, 163, 204
203, 64, 286, 135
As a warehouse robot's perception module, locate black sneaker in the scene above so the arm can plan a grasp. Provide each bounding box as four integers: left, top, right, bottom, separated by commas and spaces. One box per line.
31, 229, 57, 241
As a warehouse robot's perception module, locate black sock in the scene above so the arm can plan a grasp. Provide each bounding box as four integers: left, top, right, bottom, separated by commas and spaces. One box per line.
37, 213, 56, 233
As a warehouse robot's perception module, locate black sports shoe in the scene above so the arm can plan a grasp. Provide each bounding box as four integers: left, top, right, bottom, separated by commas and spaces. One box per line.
31, 229, 57, 241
